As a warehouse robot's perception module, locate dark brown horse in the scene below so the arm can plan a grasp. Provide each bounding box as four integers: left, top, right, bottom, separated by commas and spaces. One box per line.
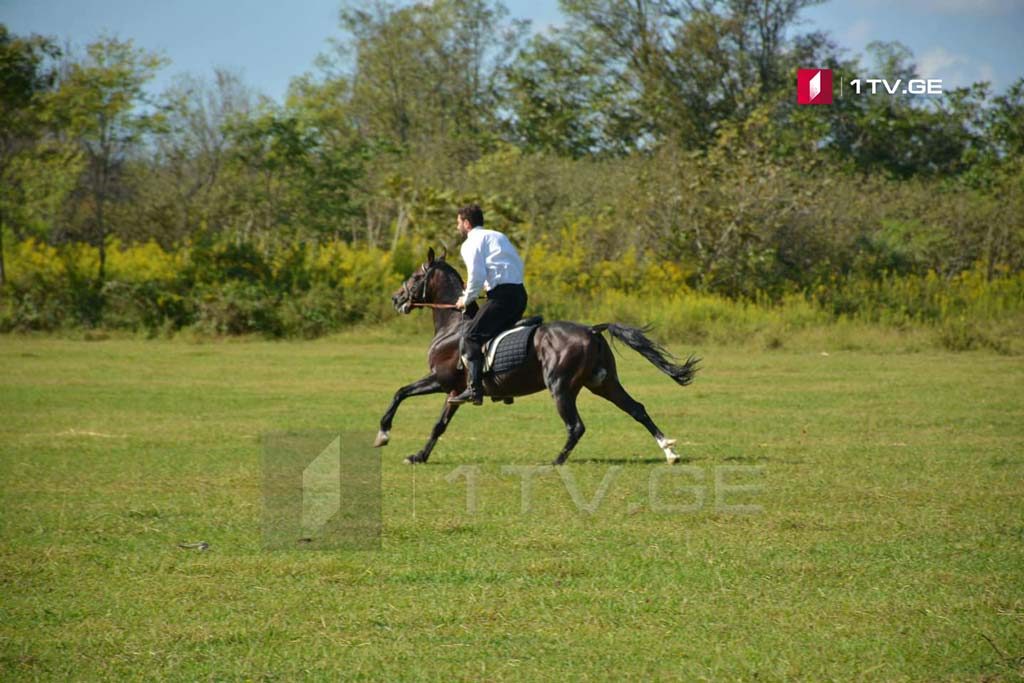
374, 248, 699, 465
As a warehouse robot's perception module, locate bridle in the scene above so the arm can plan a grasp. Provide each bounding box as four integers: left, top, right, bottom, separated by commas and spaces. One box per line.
403, 262, 438, 304
401, 246, 460, 310
401, 262, 460, 309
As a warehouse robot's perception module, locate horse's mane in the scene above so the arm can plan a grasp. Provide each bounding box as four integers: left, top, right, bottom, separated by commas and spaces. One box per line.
432, 259, 464, 286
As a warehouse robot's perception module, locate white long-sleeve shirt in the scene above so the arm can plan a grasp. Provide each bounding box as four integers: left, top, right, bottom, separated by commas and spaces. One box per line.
459, 227, 525, 302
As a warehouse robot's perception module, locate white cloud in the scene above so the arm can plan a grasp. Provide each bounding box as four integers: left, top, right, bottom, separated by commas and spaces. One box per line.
911, 0, 1021, 15
842, 19, 872, 49
918, 46, 996, 88
918, 46, 960, 79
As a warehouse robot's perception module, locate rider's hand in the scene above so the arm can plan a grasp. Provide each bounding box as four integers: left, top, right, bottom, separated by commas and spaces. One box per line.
455, 296, 466, 310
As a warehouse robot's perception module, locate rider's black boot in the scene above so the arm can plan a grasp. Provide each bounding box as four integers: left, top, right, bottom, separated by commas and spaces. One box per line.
449, 355, 484, 405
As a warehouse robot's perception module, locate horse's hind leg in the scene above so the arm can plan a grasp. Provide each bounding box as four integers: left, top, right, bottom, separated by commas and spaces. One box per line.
405, 400, 461, 464
549, 380, 585, 466
588, 378, 681, 463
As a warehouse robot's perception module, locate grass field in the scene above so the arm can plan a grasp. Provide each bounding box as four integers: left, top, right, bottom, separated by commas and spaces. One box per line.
1, 329, 1023, 681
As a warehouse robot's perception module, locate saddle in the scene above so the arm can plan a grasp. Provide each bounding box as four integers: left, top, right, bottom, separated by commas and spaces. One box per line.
458, 316, 543, 376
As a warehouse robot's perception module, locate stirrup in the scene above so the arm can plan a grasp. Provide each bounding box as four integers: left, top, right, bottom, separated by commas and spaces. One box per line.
448, 388, 482, 406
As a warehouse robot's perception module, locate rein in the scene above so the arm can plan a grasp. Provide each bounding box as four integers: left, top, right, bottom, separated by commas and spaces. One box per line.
403, 261, 461, 311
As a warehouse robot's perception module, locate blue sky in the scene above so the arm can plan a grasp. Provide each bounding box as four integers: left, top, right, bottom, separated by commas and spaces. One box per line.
2, 0, 1021, 101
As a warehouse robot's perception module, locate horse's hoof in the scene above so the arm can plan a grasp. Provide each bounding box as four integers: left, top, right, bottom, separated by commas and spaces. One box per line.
373, 430, 390, 447
657, 436, 679, 463
404, 454, 425, 465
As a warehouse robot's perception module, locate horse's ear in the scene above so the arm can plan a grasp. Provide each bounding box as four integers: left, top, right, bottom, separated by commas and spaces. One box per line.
427, 247, 435, 264
439, 241, 449, 261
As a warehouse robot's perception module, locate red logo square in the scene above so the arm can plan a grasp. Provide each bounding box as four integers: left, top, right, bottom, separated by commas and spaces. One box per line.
797, 68, 833, 105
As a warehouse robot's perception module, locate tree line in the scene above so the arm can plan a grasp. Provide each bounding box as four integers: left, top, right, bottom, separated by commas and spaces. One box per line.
1, 0, 1022, 335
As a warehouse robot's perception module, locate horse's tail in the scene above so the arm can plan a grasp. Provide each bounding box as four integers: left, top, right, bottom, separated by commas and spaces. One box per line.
591, 323, 699, 387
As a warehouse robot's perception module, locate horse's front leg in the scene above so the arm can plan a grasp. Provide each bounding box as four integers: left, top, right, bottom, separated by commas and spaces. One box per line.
375, 374, 444, 447
405, 399, 461, 464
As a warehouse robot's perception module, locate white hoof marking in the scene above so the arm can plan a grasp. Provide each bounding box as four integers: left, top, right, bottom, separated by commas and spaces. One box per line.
657, 436, 680, 463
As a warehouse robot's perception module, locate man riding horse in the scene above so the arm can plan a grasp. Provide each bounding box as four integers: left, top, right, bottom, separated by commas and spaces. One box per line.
449, 203, 528, 406
379, 208, 699, 465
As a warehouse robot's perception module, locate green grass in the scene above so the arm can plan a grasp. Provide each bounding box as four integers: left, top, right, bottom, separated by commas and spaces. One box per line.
1, 330, 1023, 681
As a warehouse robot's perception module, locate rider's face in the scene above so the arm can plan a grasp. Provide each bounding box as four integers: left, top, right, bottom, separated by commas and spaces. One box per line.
456, 214, 470, 237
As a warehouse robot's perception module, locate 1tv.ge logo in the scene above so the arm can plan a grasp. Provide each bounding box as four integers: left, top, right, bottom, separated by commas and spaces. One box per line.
797, 68, 832, 105
798, 68, 944, 104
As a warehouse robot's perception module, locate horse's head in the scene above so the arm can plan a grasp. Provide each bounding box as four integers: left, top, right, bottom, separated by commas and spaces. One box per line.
391, 247, 455, 314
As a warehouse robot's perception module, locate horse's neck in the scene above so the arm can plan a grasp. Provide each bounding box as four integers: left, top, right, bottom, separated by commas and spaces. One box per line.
432, 308, 461, 336
430, 270, 464, 338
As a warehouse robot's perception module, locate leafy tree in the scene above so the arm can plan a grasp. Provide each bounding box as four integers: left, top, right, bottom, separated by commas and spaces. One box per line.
227, 105, 363, 242
139, 68, 255, 243
0, 26, 61, 284
507, 0, 824, 153
329, 0, 525, 154
549, 0, 678, 150
819, 41, 984, 179
502, 33, 629, 156
48, 36, 166, 284
987, 78, 1024, 160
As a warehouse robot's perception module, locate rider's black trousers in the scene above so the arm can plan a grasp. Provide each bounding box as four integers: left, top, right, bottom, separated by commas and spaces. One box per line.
462, 283, 528, 361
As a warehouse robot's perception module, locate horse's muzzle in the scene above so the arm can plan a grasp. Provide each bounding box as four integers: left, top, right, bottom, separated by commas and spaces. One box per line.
392, 294, 412, 314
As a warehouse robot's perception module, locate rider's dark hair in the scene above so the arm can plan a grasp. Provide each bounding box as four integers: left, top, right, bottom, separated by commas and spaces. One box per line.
458, 203, 484, 227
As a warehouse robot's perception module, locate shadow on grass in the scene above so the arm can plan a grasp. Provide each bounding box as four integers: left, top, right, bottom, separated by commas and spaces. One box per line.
722, 454, 804, 464
568, 457, 694, 465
